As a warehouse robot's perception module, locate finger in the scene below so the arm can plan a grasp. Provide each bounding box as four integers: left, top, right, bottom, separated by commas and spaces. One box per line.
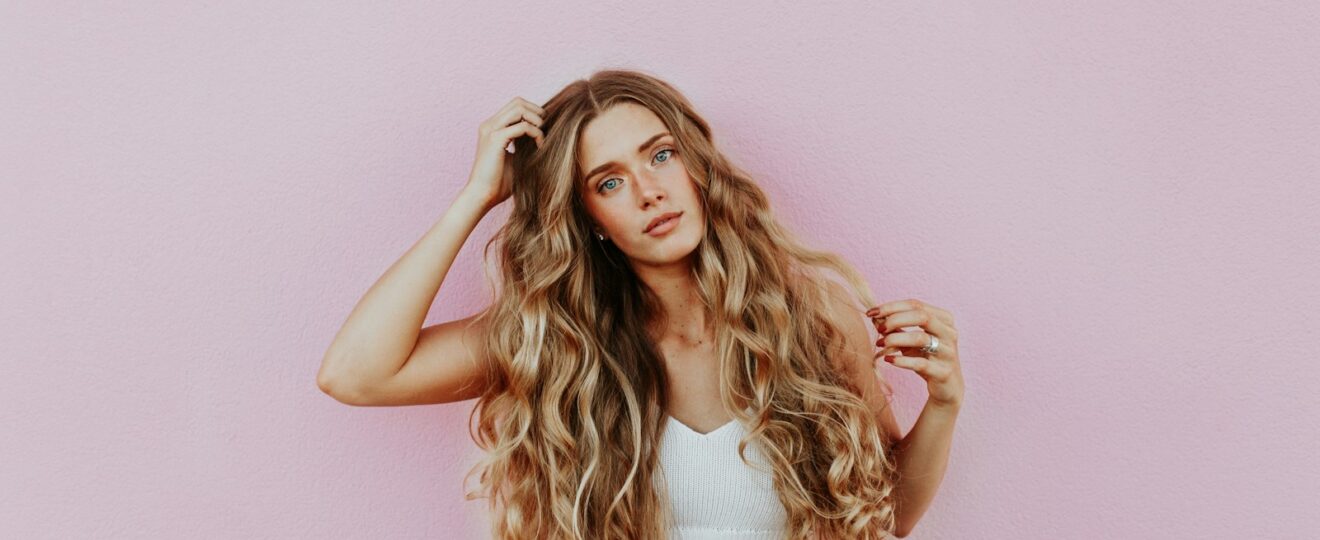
922, 307, 954, 327
481, 99, 522, 133
491, 106, 544, 135
517, 107, 545, 128
872, 309, 954, 341
891, 300, 952, 323
514, 96, 546, 116
877, 353, 955, 380
865, 298, 921, 319
866, 298, 944, 321
876, 332, 941, 354
503, 108, 546, 147
875, 345, 928, 360
866, 299, 953, 327
502, 98, 545, 127
876, 352, 932, 373
876, 337, 939, 359
493, 120, 545, 148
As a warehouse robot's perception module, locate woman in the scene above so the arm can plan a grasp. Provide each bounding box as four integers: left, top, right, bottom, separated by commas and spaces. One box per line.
318, 69, 964, 539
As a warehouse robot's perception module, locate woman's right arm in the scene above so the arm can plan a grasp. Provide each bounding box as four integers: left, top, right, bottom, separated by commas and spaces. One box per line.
316, 190, 493, 406
316, 96, 545, 406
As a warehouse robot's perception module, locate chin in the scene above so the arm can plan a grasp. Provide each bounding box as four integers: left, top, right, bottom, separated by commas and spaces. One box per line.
655, 225, 704, 263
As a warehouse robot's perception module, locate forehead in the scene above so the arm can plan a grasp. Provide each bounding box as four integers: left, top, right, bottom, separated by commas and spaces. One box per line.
577, 102, 668, 175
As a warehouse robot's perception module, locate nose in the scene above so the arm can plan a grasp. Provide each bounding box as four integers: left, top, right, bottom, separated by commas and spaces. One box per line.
636, 171, 666, 208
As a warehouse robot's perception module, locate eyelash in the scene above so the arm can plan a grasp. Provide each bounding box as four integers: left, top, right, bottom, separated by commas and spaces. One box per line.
596, 148, 675, 194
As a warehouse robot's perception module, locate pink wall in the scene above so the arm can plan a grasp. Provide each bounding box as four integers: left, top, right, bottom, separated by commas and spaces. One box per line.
3, 1, 1317, 538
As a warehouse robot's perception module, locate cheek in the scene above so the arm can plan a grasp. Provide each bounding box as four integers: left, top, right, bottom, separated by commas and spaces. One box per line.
675, 173, 704, 214
663, 167, 699, 198
597, 206, 632, 234
583, 199, 617, 232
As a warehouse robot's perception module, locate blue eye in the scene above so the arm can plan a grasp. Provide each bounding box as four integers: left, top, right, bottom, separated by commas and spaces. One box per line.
596, 147, 676, 194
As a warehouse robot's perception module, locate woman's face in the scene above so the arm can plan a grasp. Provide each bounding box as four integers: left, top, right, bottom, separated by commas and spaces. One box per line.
577, 102, 705, 268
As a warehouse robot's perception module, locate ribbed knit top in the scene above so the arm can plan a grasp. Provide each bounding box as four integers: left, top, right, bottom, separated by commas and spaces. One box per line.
656, 414, 789, 539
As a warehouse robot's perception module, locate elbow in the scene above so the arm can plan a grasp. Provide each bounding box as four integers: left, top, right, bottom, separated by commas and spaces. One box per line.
316, 369, 336, 394
317, 371, 371, 406
892, 516, 912, 538
316, 367, 343, 398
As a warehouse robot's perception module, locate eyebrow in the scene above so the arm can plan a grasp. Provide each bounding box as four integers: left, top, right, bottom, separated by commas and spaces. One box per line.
582, 132, 671, 186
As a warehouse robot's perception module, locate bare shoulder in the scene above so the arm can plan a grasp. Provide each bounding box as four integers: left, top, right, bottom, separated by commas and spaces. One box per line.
819, 280, 904, 444
818, 280, 871, 372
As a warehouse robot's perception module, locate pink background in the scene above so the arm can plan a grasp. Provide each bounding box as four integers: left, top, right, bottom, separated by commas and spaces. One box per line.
3, 2, 1317, 538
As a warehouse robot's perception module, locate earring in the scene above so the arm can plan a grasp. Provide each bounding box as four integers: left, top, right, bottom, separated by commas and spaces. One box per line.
596, 232, 605, 241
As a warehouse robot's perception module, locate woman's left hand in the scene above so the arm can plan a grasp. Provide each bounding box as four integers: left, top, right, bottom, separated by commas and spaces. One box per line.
867, 299, 964, 410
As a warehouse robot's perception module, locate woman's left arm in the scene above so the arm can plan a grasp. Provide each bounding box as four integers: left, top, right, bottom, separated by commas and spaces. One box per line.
887, 394, 960, 537
825, 286, 965, 537
868, 298, 964, 538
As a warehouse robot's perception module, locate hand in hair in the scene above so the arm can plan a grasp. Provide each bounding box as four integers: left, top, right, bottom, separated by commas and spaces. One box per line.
868, 299, 964, 410
463, 96, 546, 211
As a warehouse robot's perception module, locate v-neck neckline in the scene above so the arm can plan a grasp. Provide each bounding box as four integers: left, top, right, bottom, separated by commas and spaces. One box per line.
665, 414, 739, 437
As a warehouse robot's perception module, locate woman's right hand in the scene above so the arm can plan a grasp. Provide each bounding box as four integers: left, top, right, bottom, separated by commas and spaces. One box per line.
463, 96, 546, 210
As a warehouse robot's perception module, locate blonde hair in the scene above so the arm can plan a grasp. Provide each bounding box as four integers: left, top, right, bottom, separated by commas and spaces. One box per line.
464, 69, 899, 539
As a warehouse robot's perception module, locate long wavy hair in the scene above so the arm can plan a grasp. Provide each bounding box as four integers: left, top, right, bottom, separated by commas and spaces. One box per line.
463, 69, 900, 539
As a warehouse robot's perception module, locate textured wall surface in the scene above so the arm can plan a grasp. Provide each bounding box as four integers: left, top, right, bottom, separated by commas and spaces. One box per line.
3, 1, 1317, 538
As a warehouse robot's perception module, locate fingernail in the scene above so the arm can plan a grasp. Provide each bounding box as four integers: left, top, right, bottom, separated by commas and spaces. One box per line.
883, 356, 896, 363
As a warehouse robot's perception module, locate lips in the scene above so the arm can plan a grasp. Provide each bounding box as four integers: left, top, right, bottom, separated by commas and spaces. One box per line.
644, 211, 683, 234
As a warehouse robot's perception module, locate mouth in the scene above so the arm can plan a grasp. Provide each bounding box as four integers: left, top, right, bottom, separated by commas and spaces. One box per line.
643, 211, 683, 236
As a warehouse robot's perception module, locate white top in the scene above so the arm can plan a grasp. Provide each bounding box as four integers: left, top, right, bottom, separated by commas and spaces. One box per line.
656, 414, 789, 540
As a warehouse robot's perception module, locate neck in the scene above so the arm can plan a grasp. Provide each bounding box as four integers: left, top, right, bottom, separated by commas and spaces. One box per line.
633, 257, 711, 347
